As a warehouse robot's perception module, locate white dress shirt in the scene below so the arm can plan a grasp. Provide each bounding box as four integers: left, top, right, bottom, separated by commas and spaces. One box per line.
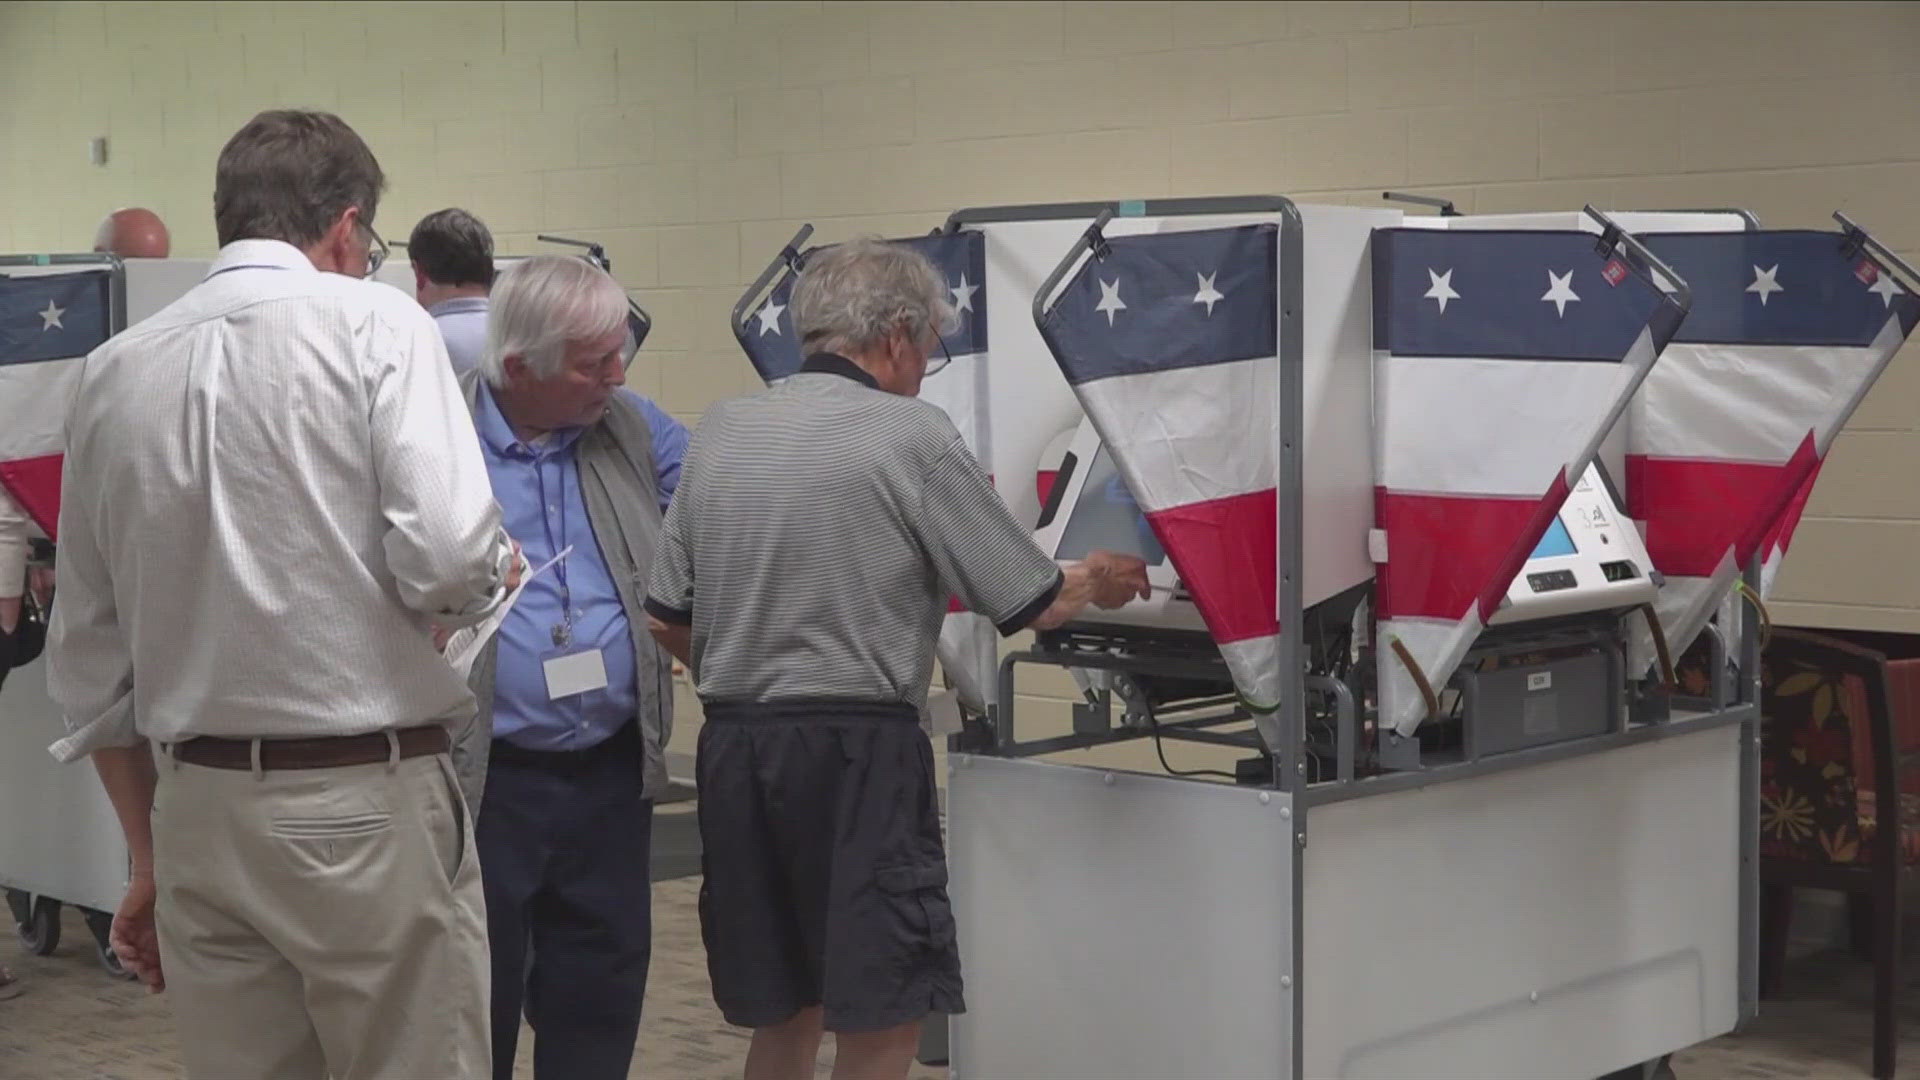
48, 240, 514, 760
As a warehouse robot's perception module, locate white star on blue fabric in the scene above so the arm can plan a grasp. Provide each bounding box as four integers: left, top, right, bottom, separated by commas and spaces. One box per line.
1096, 278, 1126, 326
1193, 271, 1224, 316
1746, 264, 1783, 306
1868, 269, 1904, 308
950, 274, 977, 316
38, 301, 64, 331
755, 298, 785, 336
1541, 269, 1579, 318
1423, 268, 1458, 313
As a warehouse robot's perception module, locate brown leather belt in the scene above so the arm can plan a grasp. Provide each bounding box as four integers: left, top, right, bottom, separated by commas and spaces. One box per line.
170, 726, 450, 772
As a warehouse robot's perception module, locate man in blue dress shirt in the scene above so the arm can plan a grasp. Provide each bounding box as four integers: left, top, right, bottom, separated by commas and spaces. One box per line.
410, 208, 496, 376
449, 254, 687, 1080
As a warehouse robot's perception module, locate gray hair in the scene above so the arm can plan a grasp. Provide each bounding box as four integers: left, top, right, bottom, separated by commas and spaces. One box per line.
481, 255, 630, 386
790, 237, 957, 357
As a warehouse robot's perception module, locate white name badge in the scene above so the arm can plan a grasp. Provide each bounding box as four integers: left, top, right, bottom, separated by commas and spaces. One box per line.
544, 649, 609, 700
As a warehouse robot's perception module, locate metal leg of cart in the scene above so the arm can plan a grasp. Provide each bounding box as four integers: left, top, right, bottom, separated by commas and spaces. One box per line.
9, 888, 60, 956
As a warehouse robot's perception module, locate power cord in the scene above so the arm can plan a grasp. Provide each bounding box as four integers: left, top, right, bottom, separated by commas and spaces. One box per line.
1146, 710, 1238, 781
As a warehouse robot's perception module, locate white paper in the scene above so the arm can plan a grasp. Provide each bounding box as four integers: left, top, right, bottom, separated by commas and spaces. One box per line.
443, 545, 572, 679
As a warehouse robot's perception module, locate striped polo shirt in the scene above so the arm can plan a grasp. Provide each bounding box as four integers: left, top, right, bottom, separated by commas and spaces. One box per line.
646, 353, 1063, 707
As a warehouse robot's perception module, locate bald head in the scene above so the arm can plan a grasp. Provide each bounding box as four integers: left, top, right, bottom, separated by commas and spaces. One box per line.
92, 208, 171, 259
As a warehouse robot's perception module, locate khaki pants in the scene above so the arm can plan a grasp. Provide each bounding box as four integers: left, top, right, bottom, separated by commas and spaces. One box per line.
151, 746, 491, 1080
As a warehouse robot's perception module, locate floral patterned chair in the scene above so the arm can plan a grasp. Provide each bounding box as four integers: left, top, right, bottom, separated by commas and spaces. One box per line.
1751, 627, 1920, 1080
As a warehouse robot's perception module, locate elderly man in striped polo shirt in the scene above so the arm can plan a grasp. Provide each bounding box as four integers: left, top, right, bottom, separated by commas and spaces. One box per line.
646, 238, 1148, 1080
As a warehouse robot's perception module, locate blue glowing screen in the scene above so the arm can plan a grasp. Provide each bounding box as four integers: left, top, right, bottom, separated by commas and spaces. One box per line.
1530, 516, 1577, 559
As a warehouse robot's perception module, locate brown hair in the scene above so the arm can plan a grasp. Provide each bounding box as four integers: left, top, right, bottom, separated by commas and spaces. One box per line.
408, 208, 496, 288
213, 110, 386, 249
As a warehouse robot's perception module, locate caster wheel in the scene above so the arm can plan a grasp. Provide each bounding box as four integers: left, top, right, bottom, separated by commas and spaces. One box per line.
17, 897, 60, 956
83, 910, 134, 980
96, 941, 137, 981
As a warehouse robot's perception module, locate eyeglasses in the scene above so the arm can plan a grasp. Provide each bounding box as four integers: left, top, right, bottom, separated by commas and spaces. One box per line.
358, 218, 390, 278
924, 333, 952, 379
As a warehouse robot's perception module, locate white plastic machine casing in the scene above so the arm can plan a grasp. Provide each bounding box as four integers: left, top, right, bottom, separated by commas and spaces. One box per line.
1487, 461, 1658, 626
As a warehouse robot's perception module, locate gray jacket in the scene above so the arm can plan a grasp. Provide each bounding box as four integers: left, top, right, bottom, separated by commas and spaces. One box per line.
450, 371, 675, 809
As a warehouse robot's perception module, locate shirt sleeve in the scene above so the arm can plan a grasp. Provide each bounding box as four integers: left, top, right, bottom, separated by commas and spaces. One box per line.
45, 454, 137, 761
625, 389, 688, 512
366, 302, 514, 628
643, 420, 700, 625
0, 487, 27, 600
913, 435, 1064, 636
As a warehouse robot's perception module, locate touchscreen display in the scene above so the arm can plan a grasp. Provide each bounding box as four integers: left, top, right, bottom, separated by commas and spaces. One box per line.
1530, 516, 1577, 560
1052, 445, 1168, 566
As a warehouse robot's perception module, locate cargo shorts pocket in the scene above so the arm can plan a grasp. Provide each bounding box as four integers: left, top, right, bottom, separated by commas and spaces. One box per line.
875, 861, 956, 957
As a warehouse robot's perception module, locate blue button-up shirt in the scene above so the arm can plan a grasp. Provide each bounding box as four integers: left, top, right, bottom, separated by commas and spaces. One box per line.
475, 383, 688, 750
429, 296, 490, 377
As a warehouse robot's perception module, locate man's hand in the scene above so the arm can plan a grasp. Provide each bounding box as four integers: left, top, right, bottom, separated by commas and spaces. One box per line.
504, 539, 525, 593
1029, 550, 1153, 632
111, 874, 164, 994
1085, 550, 1151, 609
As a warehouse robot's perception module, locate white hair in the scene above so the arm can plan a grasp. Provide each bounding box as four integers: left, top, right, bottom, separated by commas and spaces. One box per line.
481, 255, 629, 386
790, 237, 957, 357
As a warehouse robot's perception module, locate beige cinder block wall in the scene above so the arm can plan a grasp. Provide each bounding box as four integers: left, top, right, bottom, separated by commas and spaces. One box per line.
3, 0, 1918, 770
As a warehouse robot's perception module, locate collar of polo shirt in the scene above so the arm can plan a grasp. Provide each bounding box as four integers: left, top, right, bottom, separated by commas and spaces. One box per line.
801, 352, 879, 389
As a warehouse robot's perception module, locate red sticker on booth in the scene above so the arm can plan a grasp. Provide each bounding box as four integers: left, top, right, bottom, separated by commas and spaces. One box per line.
1601, 259, 1628, 287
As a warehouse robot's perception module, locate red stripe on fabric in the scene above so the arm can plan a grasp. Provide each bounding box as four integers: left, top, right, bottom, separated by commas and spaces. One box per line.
0, 454, 61, 537
1625, 433, 1818, 578
1759, 445, 1825, 562
1375, 472, 1571, 623
1036, 470, 1059, 506
1145, 489, 1277, 643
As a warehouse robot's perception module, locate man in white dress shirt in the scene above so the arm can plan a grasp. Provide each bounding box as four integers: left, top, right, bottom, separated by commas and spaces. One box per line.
48, 109, 519, 1080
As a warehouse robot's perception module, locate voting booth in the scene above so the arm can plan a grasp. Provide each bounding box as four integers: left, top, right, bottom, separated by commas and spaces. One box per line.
728, 196, 1920, 1079
0, 252, 133, 976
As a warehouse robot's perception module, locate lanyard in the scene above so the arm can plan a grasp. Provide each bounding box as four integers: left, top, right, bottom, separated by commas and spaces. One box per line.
530, 447, 576, 648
